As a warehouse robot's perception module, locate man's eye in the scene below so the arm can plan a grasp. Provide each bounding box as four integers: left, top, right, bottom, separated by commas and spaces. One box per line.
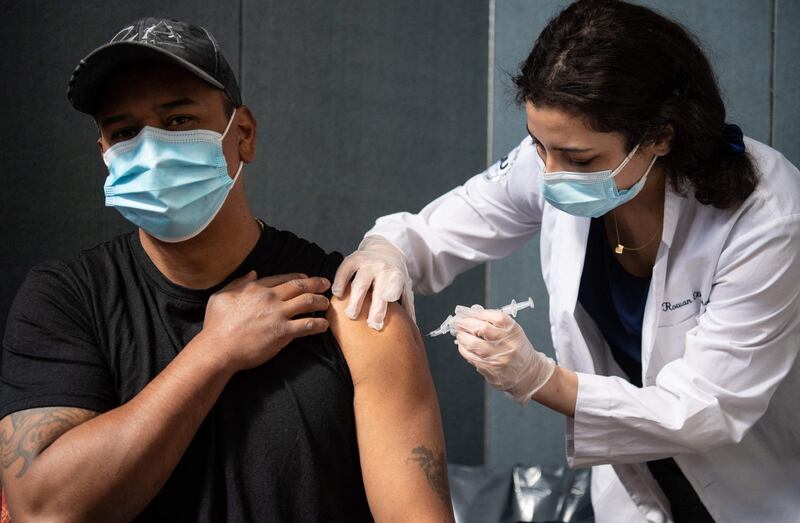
167, 115, 193, 127
111, 128, 138, 142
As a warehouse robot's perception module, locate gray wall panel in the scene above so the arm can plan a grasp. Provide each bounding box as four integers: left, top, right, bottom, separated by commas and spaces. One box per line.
775, 0, 800, 166
0, 1, 240, 336
487, 236, 566, 468
636, 0, 772, 144
487, 0, 565, 468
241, 0, 489, 464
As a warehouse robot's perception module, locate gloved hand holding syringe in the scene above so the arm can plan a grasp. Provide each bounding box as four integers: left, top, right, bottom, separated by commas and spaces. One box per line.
426, 297, 535, 337
431, 296, 554, 407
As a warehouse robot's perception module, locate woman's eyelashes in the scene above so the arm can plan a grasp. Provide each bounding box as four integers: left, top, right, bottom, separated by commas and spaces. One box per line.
535, 145, 595, 168
568, 157, 594, 167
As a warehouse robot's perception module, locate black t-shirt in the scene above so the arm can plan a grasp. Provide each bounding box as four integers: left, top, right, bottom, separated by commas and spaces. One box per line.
0, 225, 373, 522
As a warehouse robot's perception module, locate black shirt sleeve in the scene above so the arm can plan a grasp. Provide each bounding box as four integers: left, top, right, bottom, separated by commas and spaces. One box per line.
0, 261, 117, 419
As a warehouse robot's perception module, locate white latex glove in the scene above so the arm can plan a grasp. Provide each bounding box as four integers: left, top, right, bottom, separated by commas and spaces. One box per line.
332, 235, 416, 331
450, 304, 556, 405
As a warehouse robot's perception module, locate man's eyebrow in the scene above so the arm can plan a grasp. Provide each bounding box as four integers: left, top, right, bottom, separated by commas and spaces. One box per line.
157, 97, 200, 111
526, 126, 593, 153
99, 113, 131, 128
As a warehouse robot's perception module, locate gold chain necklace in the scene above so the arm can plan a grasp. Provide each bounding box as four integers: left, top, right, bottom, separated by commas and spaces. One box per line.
255, 218, 265, 231
611, 210, 660, 255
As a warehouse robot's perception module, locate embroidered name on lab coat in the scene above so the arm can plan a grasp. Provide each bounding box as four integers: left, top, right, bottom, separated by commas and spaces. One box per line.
662, 291, 703, 312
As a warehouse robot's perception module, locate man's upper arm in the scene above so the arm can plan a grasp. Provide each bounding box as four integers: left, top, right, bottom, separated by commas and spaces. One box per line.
328, 292, 454, 522
0, 264, 114, 504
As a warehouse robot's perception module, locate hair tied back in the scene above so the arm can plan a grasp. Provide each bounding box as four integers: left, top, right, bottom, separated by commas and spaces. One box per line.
723, 123, 746, 156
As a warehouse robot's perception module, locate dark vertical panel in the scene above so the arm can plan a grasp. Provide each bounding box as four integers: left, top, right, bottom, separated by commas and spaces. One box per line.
242, 0, 489, 464
775, 0, 800, 165
0, 1, 240, 336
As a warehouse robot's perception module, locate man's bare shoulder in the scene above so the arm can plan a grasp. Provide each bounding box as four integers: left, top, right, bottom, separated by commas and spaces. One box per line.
327, 290, 428, 387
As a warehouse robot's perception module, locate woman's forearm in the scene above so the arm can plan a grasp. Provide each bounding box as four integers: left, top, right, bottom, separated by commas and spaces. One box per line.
532, 366, 578, 417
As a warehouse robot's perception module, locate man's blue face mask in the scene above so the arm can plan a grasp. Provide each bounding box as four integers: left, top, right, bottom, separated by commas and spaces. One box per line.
537, 141, 657, 218
102, 109, 243, 242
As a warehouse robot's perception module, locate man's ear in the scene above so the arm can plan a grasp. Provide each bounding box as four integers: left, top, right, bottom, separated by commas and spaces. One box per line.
234, 106, 257, 164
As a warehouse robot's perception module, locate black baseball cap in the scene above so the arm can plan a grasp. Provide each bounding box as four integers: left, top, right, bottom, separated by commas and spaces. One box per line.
68, 17, 242, 115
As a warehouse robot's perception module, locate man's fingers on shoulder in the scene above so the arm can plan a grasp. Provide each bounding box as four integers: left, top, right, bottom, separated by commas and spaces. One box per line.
257, 272, 308, 288
271, 276, 330, 301
284, 293, 330, 317
287, 317, 330, 338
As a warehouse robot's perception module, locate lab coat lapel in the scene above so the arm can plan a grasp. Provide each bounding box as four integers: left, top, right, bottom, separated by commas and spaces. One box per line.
552, 211, 592, 371
641, 184, 684, 381
557, 214, 590, 314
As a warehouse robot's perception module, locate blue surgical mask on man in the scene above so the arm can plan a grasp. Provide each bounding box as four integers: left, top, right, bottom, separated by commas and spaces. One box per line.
538, 141, 657, 218
102, 109, 243, 242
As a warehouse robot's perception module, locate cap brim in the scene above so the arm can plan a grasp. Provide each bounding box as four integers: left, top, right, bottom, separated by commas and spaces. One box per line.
68, 41, 226, 115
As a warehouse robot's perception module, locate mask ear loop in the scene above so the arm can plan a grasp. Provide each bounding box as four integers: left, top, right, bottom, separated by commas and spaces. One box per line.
231, 161, 244, 184
221, 108, 244, 184
634, 154, 659, 189
220, 107, 238, 141
610, 142, 642, 178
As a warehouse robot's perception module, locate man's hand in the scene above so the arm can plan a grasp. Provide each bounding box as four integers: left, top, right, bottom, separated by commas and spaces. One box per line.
201, 271, 332, 372
332, 235, 415, 331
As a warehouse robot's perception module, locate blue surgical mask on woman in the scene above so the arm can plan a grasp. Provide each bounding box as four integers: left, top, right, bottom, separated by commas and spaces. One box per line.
538, 141, 657, 218
102, 109, 243, 242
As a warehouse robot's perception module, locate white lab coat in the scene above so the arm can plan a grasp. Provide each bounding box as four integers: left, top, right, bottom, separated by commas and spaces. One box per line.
365, 136, 800, 522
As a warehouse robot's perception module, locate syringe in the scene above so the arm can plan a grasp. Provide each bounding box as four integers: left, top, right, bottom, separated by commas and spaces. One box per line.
425, 297, 535, 337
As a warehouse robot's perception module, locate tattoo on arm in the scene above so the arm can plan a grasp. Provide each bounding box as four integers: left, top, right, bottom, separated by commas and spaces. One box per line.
407, 446, 450, 504
0, 407, 97, 479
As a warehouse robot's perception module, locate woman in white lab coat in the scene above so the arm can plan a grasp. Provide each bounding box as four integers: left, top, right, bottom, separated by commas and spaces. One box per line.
331, 1, 800, 522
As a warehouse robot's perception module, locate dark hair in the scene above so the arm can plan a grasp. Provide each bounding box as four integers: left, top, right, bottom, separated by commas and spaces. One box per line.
514, 0, 758, 209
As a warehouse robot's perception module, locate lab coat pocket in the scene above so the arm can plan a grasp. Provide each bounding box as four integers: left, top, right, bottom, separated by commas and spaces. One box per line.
646, 315, 698, 384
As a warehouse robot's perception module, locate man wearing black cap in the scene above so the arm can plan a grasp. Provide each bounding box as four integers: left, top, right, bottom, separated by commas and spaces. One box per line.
0, 18, 454, 522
